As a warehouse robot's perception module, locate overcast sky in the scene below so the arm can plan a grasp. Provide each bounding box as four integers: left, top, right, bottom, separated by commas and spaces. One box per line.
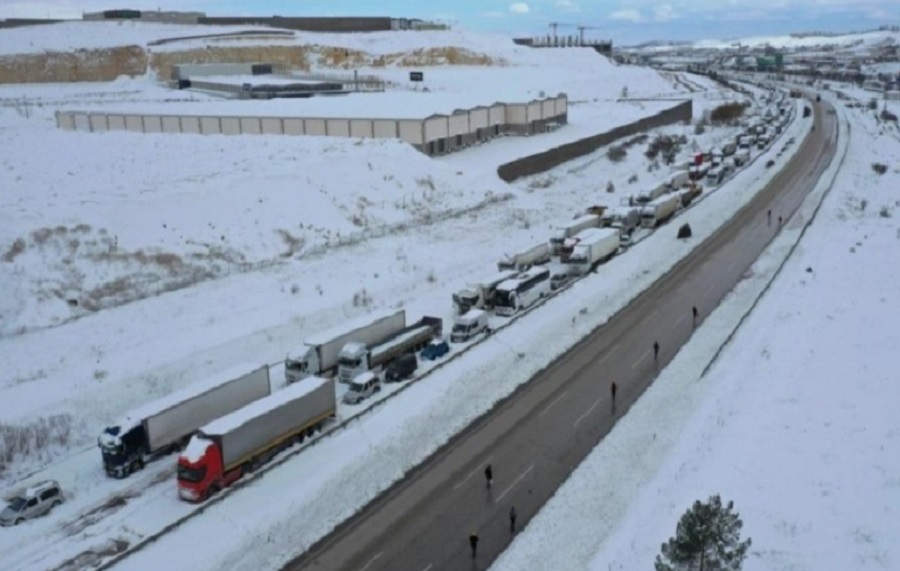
1, 0, 896, 44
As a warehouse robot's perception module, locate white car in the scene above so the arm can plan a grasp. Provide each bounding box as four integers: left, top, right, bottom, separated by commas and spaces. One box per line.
0, 480, 64, 526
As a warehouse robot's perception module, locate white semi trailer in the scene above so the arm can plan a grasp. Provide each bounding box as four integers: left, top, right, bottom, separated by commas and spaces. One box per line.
284, 309, 406, 383
177, 375, 336, 502
497, 242, 551, 271
98, 363, 271, 478
564, 228, 620, 276
640, 194, 682, 228
548, 214, 601, 255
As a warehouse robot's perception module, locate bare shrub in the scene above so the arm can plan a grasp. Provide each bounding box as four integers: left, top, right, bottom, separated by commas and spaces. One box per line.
352, 288, 373, 307
627, 173, 639, 184
606, 181, 615, 193
31, 227, 53, 245
2, 238, 26, 262
694, 123, 706, 135
872, 162, 888, 175
710, 102, 745, 123
867, 99, 878, 110
880, 206, 892, 218
882, 109, 898, 122
860, 199, 868, 211
416, 176, 436, 191
426, 270, 436, 283
0, 414, 73, 475
607, 145, 627, 162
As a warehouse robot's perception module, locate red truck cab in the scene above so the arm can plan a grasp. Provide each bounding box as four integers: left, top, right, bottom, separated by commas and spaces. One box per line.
177, 436, 240, 502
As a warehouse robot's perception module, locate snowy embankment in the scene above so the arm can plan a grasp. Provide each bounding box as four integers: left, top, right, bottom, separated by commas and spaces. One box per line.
495, 94, 900, 570
110, 101, 810, 571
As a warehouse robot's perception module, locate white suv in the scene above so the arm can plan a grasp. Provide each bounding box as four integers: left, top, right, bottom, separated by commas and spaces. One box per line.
0, 480, 64, 526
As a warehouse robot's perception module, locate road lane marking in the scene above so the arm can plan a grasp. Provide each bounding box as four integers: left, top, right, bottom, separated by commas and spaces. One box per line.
539, 391, 568, 417
573, 396, 603, 428
632, 349, 650, 370
598, 344, 620, 364
642, 309, 659, 325
421, 565, 433, 571
360, 552, 383, 571
672, 313, 687, 330
495, 464, 534, 503
453, 456, 494, 490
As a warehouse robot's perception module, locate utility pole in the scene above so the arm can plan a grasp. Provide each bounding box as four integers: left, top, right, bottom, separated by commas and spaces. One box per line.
577, 26, 586, 46
549, 22, 559, 45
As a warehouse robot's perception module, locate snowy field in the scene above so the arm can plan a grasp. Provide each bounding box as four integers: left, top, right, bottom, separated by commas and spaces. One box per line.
493, 93, 900, 570
0, 21, 827, 571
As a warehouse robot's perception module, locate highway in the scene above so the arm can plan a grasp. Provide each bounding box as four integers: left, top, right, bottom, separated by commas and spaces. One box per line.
285, 98, 839, 571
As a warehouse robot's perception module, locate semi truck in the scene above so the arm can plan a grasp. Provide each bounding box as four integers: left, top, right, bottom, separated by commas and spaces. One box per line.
601, 206, 641, 235
497, 242, 551, 271
636, 182, 669, 204
337, 316, 443, 383
98, 363, 271, 478
176, 375, 336, 502
284, 309, 406, 382
451, 270, 518, 315
640, 194, 681, 228
548, 214, 601, 255
564, 228, 620, 276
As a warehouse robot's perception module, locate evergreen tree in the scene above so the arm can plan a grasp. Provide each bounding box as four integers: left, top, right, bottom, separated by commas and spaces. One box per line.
655, 494, 752, 571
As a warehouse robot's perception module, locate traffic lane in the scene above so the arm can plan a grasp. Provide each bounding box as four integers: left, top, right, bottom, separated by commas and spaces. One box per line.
291, 104, 836, 571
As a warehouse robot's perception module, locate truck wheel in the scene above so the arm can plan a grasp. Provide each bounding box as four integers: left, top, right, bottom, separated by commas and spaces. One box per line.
51, 500, 61, 509
14, 518, 23, 525
132, 459, 144, 473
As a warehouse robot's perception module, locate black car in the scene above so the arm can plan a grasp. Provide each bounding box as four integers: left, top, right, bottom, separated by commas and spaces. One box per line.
385, 353, 418, 382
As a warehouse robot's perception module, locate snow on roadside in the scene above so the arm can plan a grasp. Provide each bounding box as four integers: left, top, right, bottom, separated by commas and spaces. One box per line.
111, 100, 810, 571
494, 95, 900, 570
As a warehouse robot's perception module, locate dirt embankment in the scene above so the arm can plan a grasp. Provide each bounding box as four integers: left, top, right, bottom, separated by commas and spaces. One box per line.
0, 43, 500, 84
0, 46, 147, 83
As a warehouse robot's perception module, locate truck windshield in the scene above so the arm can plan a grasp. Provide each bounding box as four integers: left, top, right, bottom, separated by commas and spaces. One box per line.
494, 290, 513, 307
452, 323, 468, 333
285, 359, 304, 373
338, 356, 360, 368
177, 465, 206, 483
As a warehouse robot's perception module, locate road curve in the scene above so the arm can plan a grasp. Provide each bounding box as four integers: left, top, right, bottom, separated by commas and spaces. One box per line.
285, 99, 838, 571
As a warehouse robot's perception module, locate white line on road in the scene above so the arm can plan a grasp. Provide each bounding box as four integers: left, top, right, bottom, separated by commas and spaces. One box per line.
360, 552, 383, 571
453, 456, 494, 490
642, 309, 659, 325
495, 464, 534, 503
632, 349, 650, 370
539, 391, 568, 417
598, 344, 620, 364
421, 564, 433, 571
573, 396, 603, 428
672, 313, 687, 330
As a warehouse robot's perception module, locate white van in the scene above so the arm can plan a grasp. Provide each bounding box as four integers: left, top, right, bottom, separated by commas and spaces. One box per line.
706, 167, 725, 186
342, 371, 381, 405
450, 309, 490, 343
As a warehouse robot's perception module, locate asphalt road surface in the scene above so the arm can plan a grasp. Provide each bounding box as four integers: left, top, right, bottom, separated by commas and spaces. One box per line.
286, 99, 838, 571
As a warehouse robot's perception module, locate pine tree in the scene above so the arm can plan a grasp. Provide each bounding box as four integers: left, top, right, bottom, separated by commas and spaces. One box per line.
655, 494, 752, 571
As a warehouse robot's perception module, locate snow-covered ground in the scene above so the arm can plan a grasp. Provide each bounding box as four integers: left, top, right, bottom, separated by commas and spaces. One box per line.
493, 93, 900, 570
692, 28, 900, 51
0, 21, 821, 571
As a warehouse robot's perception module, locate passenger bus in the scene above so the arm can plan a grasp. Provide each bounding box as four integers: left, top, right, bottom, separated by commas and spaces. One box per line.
493, 266, 551, 316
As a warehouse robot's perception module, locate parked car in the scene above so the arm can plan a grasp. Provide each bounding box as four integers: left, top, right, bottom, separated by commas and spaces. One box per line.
0, 480, 64, 526
342, 371, 381, 405
385, 353, 418, 382
421, 339, 450, 361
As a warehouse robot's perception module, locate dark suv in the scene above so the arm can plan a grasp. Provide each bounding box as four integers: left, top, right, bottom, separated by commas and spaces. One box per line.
385, 353, 418, 382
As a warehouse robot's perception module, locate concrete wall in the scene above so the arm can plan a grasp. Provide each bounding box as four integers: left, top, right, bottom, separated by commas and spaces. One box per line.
198, 16, 393, 32
54, 93, 569, 156
497, 100, 692, 182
